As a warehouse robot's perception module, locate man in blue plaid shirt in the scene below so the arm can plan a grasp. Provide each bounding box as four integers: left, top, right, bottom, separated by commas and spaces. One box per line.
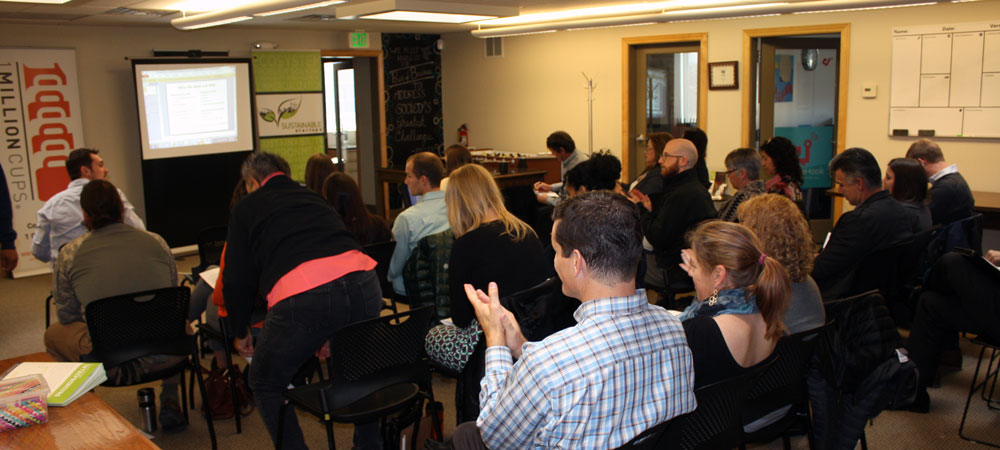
453, 191, 696, 449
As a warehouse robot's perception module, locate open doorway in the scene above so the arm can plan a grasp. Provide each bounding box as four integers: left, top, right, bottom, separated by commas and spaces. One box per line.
622, 34, 707, 181
743, 24, 850, 238
321, 52, 386, 213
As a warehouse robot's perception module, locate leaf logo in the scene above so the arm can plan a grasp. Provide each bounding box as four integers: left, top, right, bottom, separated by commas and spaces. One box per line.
260, 97, 302, 126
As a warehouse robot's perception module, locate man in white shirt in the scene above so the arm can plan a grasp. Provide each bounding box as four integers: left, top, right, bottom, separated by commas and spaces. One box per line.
32, 148, 144, 263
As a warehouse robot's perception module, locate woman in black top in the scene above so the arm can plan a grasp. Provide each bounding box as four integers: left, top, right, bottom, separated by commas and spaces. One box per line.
446, 164, 548, 328
321, 172, 391, 245
678, 221, 791, 388
884, 157, 932, 232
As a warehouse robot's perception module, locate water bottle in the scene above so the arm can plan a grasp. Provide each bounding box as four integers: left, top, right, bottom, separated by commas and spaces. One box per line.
138, 388, 157, 433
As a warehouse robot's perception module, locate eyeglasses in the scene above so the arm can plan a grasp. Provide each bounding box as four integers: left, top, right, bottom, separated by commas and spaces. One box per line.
721, 169, 738, 175
660, 153, 682, 160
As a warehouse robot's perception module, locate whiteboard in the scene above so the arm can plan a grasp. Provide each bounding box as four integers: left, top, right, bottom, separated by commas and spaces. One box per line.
890, 22, 1000, 138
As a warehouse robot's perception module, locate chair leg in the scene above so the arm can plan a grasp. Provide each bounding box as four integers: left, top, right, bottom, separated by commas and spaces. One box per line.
191, 345, 218, 450
45, 294, 52, 329
180, 368, 190, 424
960, 344, 1000, 448
325, 420, 336, 450
220, 317, 243, 433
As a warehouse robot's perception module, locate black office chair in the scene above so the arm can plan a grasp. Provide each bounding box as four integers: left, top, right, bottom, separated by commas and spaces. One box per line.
276, 305, 437, 450
959, 334, 1000, 448
743, 323, 833, 450
650, 358, 776, 450
44, 292, 53, 329
362, 240, 398, 315
83, 286, 217, 449
182, 225, 228, 288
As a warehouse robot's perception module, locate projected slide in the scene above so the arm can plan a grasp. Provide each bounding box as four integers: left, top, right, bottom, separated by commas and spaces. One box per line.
134, 62, 254, 160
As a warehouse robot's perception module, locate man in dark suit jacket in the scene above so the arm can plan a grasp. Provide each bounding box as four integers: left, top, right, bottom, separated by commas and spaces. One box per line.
906, 138, 975, 225
632, 138, 717, 290
813, 148, 914, 300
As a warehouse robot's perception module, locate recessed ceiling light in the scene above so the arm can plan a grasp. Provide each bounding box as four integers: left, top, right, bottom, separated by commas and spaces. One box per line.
0, 0, 71, 3
360, 11, 497, 23
254, 0, 344, 17
178, 15, 251, 29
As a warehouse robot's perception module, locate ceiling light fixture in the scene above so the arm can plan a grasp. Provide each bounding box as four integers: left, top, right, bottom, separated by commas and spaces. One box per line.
253, 0, 344, 17
0, 0, 70, 3
472, 0, 943, 38
336, 0, 518, 23
478, 0, 770, 27
171, 0, 345, 29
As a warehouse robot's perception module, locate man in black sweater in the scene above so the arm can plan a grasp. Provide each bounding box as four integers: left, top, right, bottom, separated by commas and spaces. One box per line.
632, 138, 717, 291
813, 148, 914, 300
905, 138, 975, 225
223, 152, 383, 450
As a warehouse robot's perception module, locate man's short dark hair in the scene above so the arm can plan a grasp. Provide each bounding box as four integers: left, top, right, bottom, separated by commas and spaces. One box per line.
552, 191, 641, 284
66, 148, 98, 180
80, 179, 123, 230
241, 152, 292, 183
830, 147, 881, 190
905, 138, 944, 163
565, 152, 621, 192
407, 152, 445, 187
682, 127, 708, 160
724, 147, 761, 180
546, 131, 576, 154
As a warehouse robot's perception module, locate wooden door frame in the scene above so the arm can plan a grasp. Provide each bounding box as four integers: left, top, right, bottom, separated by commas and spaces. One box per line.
741, 23, 850, 218
622, 33, 708, 181
321, 50, 389, 217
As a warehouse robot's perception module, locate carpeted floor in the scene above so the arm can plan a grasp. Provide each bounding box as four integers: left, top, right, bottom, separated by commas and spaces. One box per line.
1, 253, 997, 449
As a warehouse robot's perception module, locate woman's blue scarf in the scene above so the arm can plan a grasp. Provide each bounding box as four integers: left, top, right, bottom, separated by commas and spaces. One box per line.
678, 287, 759, 321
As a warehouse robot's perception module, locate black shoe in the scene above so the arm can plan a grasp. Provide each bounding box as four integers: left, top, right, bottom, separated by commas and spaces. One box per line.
908, 389, 930, 413
159, 397, 188, 432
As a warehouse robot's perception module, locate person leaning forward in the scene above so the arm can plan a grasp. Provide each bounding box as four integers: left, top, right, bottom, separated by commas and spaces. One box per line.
223, 152, 383, 450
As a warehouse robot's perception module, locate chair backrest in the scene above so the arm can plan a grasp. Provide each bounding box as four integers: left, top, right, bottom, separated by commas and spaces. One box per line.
403, 230, 455, 322
84, 286, 191, 369
500, 277, 577, 342
322, 306, 434, 410
362, 240, 396, 300
744, 323, 832, 420
654, 357, 776, 450
818, 290, 902, 393
848, 237, 911, 300
917, 213, 983, 282
195, 225, 228, 274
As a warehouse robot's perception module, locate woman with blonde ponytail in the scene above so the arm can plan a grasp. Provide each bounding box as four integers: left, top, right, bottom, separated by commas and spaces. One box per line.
678, 220, 791, 388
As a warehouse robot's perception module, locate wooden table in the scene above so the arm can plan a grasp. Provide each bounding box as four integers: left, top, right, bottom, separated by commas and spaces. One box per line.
973, 191, 1000, 214
0, 352, 158, 449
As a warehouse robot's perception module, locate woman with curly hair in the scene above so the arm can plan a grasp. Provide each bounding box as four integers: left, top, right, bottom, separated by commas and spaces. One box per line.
738, 194, 825, 333
759, 136, 804, 203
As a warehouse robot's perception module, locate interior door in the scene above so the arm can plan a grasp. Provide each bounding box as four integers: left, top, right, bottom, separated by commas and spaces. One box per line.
629, 44, 700, 179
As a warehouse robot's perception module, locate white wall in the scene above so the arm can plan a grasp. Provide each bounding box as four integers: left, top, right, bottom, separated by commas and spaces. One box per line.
441, 1, 1000, 193
0, 23, 380, 219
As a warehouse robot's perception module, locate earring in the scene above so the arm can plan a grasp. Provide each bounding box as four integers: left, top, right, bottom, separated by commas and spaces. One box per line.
707, 289, 719, 306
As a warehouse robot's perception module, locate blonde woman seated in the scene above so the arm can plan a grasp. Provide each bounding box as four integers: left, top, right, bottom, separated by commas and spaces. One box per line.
679, 221, 791, 388
738, 194, 825, 334
426, 164, 548, 419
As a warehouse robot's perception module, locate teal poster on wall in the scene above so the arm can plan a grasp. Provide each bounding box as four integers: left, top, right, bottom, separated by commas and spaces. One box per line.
774, 126, 833, 189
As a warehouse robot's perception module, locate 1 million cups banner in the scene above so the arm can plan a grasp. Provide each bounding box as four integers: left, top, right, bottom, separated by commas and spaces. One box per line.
1, 48, 85, 278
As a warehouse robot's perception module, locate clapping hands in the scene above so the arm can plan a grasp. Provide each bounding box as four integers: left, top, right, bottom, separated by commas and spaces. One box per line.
465, 282, 527, 359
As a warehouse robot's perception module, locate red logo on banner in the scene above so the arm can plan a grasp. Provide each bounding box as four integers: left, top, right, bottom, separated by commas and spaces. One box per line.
23, 63, 73, 201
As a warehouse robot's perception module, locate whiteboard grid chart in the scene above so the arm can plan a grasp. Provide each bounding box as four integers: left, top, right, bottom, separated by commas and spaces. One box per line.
889, 21, 1000, 138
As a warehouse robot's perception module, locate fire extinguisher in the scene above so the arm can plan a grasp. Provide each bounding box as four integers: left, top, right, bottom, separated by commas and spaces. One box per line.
458, 124, 469, 147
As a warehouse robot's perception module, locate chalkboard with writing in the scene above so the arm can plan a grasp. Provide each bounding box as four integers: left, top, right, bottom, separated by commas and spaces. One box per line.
383, 34, 443, 169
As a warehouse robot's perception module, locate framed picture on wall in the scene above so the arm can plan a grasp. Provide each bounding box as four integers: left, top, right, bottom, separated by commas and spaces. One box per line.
708, 61, 738, 90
